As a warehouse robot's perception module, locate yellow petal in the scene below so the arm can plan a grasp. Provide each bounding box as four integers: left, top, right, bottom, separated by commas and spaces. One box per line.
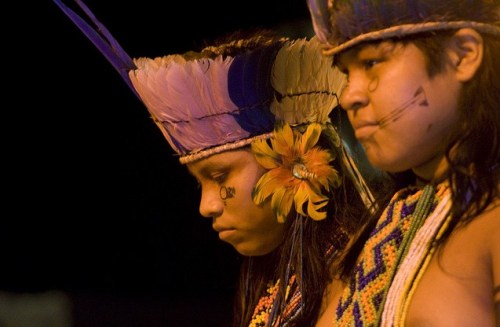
308, 198, 327, 220
251, 139, 280, 170
271, 187, 294, 223
307, 184, 328, 203
253, 168, 295, 204
300, 123, 321, 153
272, 122, 294, 156
293, 182, 309, 216
293, 183, 328, 220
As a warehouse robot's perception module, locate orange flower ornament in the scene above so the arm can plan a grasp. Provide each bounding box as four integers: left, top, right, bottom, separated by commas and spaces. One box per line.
251, 122, 342, 222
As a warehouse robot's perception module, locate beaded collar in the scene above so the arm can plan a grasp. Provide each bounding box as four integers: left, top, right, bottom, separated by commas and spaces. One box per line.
334, 182, 450, 326
249, 275, 301, 327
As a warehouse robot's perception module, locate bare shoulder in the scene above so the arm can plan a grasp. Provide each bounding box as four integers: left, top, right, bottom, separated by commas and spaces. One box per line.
458, 198, 500, 321
478, 199, 500, 309
439, 197, 499, 274
451, 197, 499, 265
405, 197, 500, 327
477, 199, 500, 323
464, 198, 500, 248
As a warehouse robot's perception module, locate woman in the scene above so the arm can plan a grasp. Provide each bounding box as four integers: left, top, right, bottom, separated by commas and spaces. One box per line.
53, 1, 377, 325
307, 0, 500, 325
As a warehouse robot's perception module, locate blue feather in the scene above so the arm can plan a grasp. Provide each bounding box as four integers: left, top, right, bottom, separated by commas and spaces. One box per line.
52, 0, 138, 98
227, 43, 281, 134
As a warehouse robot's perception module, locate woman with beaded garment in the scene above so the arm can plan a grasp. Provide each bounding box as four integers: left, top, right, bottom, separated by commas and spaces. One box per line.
306, 0, 500, 326
53, 1, 378, 326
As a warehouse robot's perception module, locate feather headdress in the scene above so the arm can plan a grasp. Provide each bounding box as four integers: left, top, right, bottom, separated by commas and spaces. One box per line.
307, 0, 500, 56
271, 36, 345, 125
128, 40, 283, 164
53, 0, 349, 164
54, 0, 377, 212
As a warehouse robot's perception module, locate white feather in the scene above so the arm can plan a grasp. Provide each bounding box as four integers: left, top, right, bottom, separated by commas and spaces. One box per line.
271, 36, 346, 125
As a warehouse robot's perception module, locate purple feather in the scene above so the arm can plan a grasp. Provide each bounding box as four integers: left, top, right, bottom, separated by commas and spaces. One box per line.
52, 0, 138, 98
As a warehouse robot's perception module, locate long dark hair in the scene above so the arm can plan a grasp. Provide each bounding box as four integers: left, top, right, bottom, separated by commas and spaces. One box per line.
427, 31, 500, 240
233, 120, 374, 327
333, 0, 500, 278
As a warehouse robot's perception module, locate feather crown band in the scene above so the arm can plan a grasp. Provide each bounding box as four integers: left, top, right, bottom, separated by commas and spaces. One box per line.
307, 0, 500, 56
129, 37, 285, 164
132, 36, 345, 164
53, 0, 345, 164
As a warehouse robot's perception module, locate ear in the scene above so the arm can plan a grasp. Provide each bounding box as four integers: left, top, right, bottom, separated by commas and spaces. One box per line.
447, 28, 484, 82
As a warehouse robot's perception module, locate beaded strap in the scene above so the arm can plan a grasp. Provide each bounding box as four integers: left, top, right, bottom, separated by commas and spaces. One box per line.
249, 275, 301, 327
334, 183, 443, 326
381, 183, 452, 326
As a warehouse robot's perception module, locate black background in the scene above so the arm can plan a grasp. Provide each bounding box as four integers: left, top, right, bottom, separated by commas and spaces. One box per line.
3, 1, 312, 326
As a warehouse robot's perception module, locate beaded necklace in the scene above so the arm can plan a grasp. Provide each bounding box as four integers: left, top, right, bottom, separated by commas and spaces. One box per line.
382, 183, 452, 326
334, 182, 448, 326
249, 275, 301, 327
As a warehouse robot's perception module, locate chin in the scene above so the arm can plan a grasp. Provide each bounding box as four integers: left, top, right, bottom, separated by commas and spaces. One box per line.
369, 157, 410, 174
234, 244, 275, 257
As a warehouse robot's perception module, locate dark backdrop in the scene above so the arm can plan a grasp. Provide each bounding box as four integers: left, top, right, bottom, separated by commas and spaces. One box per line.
2, 1, 312, 326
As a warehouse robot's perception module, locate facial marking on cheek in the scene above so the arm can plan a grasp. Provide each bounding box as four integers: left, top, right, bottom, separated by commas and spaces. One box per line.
378, 86, 429, 128
219, 185, 235, 205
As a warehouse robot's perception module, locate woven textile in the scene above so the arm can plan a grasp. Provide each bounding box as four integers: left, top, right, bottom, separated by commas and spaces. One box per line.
335, 183, 449, 326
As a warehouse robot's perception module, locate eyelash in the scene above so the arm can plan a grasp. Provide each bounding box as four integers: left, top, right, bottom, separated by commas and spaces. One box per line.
337, 58, 379, 77
363, 59, 378, 69
212, 173, 227, 185
193, 171, 228, 190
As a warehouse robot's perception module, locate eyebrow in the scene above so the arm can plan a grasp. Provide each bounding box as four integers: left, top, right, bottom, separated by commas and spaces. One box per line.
187, 159, 228, 178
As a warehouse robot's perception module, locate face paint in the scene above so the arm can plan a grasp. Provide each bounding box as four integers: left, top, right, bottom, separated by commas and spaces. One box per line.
219, 185, 235, 205
378, 86, 428, 127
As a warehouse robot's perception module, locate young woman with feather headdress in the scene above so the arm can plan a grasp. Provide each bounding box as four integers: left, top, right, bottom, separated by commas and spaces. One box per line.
52, 1, 379, 325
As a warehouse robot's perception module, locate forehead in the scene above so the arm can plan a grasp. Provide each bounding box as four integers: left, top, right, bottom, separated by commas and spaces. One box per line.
186, 148, 253, 176
335, 39, 401, 65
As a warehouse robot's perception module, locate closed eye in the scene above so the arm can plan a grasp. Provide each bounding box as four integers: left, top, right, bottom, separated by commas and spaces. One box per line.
212, 172, 228, 185
363, 59, 379, 70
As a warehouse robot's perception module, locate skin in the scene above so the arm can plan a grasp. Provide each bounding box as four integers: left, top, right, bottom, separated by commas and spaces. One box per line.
337, 40, 460, 182
187, 148, 284, 256
330, 29, 500, 326
407, 202, 500, 327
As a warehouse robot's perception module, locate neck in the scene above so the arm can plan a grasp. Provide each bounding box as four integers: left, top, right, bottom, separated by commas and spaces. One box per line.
412, 153, 449, 186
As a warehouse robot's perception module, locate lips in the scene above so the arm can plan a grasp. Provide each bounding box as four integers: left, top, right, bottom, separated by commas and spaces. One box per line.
218, 229, 236, 241
213, 224, 237, 242
212, 224, 229, 233
352, 120, 378, 140
213, 224, 234, 234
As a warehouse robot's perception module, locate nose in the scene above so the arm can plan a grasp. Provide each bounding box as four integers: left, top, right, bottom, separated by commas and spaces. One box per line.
339, 74, 369, 112
199, 187, 224, 218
